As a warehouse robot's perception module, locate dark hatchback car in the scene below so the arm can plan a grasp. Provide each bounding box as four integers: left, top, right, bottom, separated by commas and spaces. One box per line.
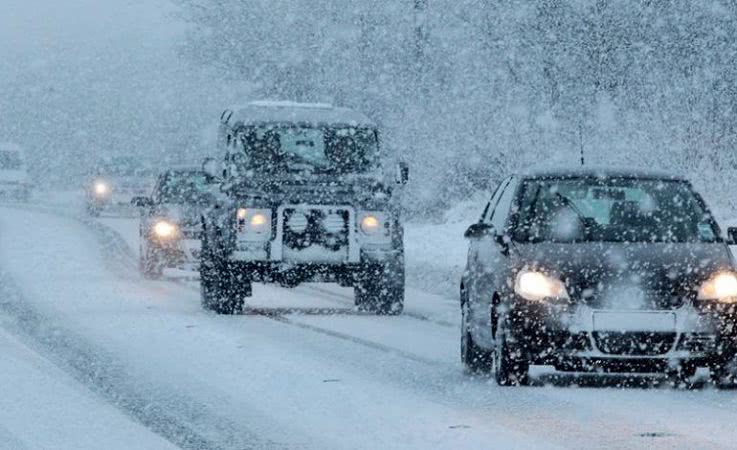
460, 168, 737, 387
132, 168, 215, 278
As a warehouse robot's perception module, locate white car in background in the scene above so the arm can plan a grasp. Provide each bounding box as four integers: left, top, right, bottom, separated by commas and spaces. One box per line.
0, 143, 31, 201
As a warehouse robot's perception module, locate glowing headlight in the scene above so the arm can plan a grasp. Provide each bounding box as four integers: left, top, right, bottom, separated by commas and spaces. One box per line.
153, 221, 177, 238
361, 215, 380, 234
514, 270, 569, 301
94, 181, 109, 196
235, 208, 271, 237
698, 272, 737, 302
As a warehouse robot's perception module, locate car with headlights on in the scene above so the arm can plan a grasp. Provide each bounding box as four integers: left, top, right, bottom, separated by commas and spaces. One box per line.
131, 167, 215, 278
460, 168, 737, 387
85, 156, 156, 216
199, 101, 408, 314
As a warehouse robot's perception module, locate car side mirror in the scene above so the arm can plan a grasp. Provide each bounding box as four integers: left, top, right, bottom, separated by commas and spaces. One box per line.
131, 196, 153, 208
464, 222, 495, 239
728, 227, 737, 245
202, 157, 225, 180
395, 162, 409, 185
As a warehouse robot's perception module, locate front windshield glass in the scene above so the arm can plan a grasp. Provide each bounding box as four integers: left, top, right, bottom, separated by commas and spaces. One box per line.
98, 157, 153, 177
0, 151, 22, 170
235, 125, 379, 174
158, 171, 212, 203
513, 177, 719, 243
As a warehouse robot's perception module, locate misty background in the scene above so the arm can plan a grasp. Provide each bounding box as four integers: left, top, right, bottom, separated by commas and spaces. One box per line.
3, 0, 737, 218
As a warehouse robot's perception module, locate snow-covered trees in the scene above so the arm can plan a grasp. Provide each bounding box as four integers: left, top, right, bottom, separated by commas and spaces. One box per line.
177, 1, 737, 215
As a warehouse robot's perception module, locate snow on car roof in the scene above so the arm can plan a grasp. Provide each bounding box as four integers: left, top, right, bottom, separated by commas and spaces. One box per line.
225, 100, 376, 128
521, 165, 686, 181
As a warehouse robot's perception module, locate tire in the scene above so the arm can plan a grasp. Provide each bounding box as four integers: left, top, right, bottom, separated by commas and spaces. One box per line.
461, 300, 493, 373
86, 203, 101, 217
494, 322, 529, 386
354, 261, 404, 315
710, 354, 737, 389
666, 362, 697, 388
200, 235, 249, 315
140, 242, 163, 280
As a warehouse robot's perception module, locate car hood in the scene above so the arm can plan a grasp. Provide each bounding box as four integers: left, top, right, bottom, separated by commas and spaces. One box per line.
511, 241, 734, 309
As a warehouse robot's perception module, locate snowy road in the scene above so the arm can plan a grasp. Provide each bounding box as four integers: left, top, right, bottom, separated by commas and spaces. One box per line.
2, 206, 737, 449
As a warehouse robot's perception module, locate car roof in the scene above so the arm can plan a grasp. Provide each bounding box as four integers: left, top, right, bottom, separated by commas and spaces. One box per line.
0, 142, 23, 154
224, 100, 376, 128
519, 166, 687, 181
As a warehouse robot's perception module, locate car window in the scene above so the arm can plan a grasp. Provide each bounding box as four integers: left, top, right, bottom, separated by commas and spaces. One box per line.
512, 177, 720, 243
490, 177, 518, 231
481, 177, 511, 223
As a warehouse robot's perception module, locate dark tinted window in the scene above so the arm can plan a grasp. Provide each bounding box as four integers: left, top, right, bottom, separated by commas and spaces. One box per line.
513, 177, 718, 243
235, 126, 379, 174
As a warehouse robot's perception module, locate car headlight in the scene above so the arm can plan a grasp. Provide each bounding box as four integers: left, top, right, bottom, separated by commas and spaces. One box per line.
236, 208, 271, 239
153, 220, 177, 239
698, 272, 737, 302
94, 181, 110, 196
514, 270, 569, 301
359, 211, 390, 235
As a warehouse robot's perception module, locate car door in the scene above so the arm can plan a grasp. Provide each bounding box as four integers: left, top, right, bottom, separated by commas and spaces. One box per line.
469, 177, 518, 307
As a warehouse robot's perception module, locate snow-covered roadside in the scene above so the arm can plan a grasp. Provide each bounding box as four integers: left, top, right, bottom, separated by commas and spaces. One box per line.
0, 282, 177, 450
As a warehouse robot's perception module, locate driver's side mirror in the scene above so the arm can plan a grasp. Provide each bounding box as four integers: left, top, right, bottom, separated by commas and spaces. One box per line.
131, 196, 153, 208
395, 162, 409, 185
727, 227, 737, 245
464, 222, 495, 239
202, 157, 225, 180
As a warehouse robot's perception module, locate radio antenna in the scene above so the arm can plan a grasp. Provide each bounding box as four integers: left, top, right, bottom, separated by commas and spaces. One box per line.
578, 125, 585, 166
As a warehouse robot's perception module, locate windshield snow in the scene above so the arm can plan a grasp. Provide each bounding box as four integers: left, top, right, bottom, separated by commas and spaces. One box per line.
514, 178, 719, 243
234, 126, 379, 174
158, 171, 212, 203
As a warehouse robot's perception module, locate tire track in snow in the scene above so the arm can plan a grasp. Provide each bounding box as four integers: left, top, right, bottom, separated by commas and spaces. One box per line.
10, 201, 733, 449
0, 206, 282, 450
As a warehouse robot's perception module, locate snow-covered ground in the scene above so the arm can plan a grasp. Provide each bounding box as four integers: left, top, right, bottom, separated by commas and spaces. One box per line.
2, 195, 737, 448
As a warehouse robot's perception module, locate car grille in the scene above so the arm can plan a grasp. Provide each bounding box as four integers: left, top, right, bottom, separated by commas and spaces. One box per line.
282, 207, 349, 252
593, 331, 676, 356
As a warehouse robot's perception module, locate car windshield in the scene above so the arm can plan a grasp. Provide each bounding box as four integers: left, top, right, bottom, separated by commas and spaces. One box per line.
158, 171, 212, 203
234, 125, 379, 175
0, 151, 22, 170
98, 157, 153, 177
513, 177, 719, 243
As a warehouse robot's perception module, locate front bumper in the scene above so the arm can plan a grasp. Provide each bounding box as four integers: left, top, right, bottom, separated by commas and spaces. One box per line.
149, 237, 202, 270
505, 297, 737, 369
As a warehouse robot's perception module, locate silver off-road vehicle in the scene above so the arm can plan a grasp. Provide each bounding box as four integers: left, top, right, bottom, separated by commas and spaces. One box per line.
200, 101, 408, 315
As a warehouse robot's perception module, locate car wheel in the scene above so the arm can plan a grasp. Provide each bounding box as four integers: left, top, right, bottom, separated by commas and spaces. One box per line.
460, 301, 493, 373
86, 203, 101, 217
140, 242, 163, 280
199, 236, 248, 315
710, 355, 737, 389
494, 322, 529, 386
354, 262, 404, 315
666, 362, 696, 388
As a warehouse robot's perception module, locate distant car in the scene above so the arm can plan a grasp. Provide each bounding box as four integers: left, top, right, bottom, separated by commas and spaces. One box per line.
131, 168, 216, 279
460, 168, 737, 387
85, 156, 155, 216
0, 143, 31, 201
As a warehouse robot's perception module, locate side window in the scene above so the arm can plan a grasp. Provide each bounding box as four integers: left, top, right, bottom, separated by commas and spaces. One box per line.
482, 177, 511, 223
490, 177, 518, 231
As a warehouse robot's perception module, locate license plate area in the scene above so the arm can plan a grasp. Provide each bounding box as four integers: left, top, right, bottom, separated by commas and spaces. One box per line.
593, 311, 676, 332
